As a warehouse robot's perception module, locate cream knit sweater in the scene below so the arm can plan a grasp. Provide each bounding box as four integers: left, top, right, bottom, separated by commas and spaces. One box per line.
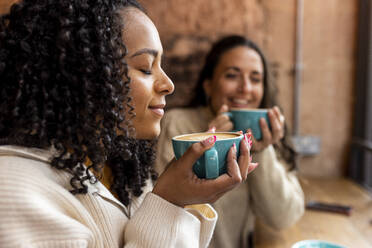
0, 145, 217, 248
155, 107, 305, 248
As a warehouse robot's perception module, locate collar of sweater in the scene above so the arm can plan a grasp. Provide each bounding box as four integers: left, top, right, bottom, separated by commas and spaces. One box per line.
0, 145, 140, 218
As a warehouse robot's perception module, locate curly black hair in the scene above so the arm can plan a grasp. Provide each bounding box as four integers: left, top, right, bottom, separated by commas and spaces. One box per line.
189, 35, 297, 169
0, 0, 157, 206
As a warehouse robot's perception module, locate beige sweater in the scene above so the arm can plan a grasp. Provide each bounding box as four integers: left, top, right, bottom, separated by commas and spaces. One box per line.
155, 107, 305, 248
0, 145, 217, 248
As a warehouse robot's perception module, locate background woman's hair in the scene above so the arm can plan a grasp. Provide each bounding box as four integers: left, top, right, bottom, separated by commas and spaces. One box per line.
0, 0, 156, 206
189, 35, 297, 169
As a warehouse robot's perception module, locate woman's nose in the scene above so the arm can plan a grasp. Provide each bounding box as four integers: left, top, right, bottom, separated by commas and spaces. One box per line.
240, 76, 253, 93
155, 68, 174, 95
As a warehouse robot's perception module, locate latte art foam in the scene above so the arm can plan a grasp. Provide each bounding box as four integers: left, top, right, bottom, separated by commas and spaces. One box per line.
175, 133, 240, 141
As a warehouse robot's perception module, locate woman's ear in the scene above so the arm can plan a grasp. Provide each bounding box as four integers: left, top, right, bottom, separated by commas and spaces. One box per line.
203, 79, 211, 98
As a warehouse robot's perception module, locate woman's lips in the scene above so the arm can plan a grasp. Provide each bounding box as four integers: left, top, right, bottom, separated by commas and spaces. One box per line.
149, 104, 165, 117
229, 98, 253, 108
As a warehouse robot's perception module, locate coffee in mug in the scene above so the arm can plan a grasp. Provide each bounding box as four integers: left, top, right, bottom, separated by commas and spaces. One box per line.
174, 133, 239, 141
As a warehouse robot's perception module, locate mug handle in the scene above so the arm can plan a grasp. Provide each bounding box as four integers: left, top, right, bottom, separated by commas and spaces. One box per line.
204, 147, 219, 179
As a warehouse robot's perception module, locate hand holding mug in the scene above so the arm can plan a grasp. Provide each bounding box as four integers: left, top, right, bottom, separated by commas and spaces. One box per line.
152, 133, 258, 207
250, 106, 285, 152
208, 104, 233, 132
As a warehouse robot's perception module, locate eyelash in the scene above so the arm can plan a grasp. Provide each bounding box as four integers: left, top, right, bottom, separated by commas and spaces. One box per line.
225, 73, 262, 83
225, 73, 238, 79
251, 77, 262, 83
140, 69, 152, 75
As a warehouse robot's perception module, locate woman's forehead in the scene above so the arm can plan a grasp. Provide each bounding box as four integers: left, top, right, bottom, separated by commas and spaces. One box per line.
218, 47, 263, 71
120, 8, 162, 56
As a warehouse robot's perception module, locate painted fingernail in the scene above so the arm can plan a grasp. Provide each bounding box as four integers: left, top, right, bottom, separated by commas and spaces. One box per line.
238, 130, 243, 134
249, 155, 253, 163
244, 134, 252, 149
246, 132, 253, 147
202, 135, 216, 146
248, 162, 259, 173
233, 142, 237, 152
209, 126, 216, 133
244, 134, 250, 148
247, 132, 252, 139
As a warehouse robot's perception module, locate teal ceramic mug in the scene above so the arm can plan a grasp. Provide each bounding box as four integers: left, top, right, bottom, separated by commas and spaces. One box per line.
172, 132, 244, 179
225, 108, 270, 140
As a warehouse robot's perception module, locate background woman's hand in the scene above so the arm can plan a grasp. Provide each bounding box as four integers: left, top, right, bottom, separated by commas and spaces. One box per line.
152, 133, 258, 207
208, 104, 233, 132
251, 106, 285, 152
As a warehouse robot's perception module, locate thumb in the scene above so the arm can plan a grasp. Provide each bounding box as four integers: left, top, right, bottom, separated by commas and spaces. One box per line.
176, 135, 217, 171
218, 104, 229, 115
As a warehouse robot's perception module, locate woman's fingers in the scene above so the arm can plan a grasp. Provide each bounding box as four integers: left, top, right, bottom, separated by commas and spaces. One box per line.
248, 162, 259, 174
253, 107, 285, 152
201, 170, 242, 198
217, 104, 229, 114
259, 117, 272, 146
208, 104, 233, 132
272, 106, 282, 120
207, 126, 216, 133
273, 106, 286, 139
226, 143, 241, 179
268, 110, 281, 143
208, 112, 233, 131
154, 132, 259, 206
176, 135, 217, 171
237, 135, 250, 180
219, 120, 234, 131
199, 142, 245, 197
273, 106, 285, 126
269, 107, 285, 141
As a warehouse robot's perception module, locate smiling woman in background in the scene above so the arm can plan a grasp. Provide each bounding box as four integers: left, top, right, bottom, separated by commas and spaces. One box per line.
0, 2, 256, 247
156, 35, 305, 248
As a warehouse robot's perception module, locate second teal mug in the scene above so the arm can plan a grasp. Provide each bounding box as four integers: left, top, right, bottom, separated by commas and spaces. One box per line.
172, 132, 244, 179
225, 108, 270, 140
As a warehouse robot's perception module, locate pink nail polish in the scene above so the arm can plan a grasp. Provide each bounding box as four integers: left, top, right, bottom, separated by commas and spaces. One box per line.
246, 132, 253, 147
249, 155, 252, 163
202, 135, 216, 146
247, 132, 252, 139
244, 134, 251, 149
233, 142, 236, 151
248, 162, 259, 173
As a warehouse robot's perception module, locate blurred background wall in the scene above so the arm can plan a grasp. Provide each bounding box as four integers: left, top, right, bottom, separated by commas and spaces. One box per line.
0, 0, 358, 178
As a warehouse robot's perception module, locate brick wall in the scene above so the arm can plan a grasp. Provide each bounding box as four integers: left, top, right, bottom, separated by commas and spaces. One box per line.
0, 0, 358, 177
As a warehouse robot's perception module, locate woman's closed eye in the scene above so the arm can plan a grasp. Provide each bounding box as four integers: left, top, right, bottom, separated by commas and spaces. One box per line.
225, 73, 239, 79
250, 76, 262, 83
139, 68, 152, 75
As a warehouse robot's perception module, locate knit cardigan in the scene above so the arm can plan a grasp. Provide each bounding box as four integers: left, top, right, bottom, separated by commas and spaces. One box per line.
155, 106, 305, 248
0, 145, 217, 248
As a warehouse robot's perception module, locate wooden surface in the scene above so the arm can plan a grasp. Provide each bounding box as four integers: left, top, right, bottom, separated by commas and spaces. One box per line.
254, 177, 372, 248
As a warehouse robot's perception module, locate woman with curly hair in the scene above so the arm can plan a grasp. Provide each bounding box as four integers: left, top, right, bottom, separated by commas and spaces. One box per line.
0, 2, 256, 247
156, 35, 305, 248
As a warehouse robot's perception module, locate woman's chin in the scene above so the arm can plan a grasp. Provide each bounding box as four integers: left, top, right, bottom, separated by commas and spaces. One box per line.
135, 127, 160, 140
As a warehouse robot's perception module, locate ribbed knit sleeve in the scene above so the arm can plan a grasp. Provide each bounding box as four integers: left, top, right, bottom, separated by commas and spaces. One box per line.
125, 193, 217, 248
249, 146, 305, 230
0, 156, 101, 248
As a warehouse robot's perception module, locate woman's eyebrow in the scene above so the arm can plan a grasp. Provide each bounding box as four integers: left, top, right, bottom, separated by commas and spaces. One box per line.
251, 70, 263, 75
225, 66, 241, 72
130, 48, 158, 58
